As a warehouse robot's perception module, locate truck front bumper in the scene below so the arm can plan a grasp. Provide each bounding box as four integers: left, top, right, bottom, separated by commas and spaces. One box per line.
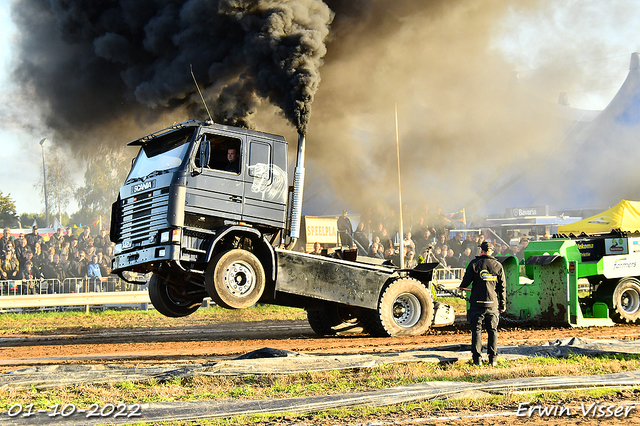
112, 244, 180, 273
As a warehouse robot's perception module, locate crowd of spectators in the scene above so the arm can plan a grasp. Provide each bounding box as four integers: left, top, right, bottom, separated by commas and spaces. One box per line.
312, 203, 536, 270
0, 225, 114, 294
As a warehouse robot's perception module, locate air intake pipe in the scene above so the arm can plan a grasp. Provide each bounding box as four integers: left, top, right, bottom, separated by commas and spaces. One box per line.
287, 132, 306, 249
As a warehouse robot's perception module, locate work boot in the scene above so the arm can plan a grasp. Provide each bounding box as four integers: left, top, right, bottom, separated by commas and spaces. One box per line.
488, 357, 497, 367
472, 357, 482, 366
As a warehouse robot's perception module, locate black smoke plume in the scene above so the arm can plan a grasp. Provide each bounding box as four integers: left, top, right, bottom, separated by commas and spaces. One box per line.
10, 0, 333, 148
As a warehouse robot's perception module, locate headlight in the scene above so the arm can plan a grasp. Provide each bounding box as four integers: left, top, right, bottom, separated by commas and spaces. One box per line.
160, 231, 170, 243
114, 243, 122, 255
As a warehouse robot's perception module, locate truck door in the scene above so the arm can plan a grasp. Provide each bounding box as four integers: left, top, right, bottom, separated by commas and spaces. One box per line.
185, 133, 245, 222
243, 138, 288, 229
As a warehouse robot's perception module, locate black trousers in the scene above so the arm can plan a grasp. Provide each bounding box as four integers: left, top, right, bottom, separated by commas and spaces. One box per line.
467, 307, 499, 360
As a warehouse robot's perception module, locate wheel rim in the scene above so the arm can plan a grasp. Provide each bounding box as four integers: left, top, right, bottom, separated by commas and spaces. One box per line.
620, 287, 640, 314
165, 285, 194, 307
222, 260, 256, 297
391, 292, 422, 327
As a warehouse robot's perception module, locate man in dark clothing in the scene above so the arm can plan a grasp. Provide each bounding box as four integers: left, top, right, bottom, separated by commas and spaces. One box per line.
25, 225, 44, 251
337, 210, 353, 247
224, 148, 240, 172
458, 241, 506, 367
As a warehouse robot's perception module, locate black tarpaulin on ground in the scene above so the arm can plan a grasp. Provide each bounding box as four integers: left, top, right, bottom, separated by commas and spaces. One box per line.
3, 337, 640, 391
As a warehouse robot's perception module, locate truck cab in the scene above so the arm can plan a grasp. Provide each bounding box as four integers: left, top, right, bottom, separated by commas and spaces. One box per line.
111, 121, 289, 314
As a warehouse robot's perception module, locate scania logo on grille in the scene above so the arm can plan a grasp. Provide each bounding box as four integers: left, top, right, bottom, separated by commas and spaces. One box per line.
132, 179, 155, 194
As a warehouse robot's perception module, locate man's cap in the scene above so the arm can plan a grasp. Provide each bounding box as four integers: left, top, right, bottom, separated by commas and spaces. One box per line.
480, 241, 493, 253
342, 209, 348, 214
32, 225, 38, 230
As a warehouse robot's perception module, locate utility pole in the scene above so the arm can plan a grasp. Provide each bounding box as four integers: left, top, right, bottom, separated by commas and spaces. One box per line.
39, 137, 49, 227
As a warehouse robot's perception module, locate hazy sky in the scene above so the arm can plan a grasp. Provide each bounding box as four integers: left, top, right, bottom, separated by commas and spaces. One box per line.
1, 0, 639, 218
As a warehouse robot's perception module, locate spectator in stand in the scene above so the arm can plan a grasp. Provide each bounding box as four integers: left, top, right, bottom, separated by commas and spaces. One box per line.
352, 222, 370, 252
87, 254, 103, 291
433, 246, 444, 263
337, 210, 353, 247
372, 222, 385, 244
416, 229, 434, 255
59, 240, 70, 258
78, 226, 91, 251
69, 238, 79, 259
462, 233, 476, 254
383, 246, 399, 265
494, 244, 504, 256
2, 240, 15, 261
40, 253, 57, 280
49, 228, 65, 252
59, 252, 72, 278
460, 247, 474, 267
0, 228, 13, 253
0, 250, 19, 280
446, 248, 461, 268
18, 261, 40, 294
380, 228, 394, 251
69, 251, 88, 279
403, 232, 416, 254
434, 234, 447, 252
97, 251, 110, 276
516, 237, 529, 261
65, 227, 75, 244
433, 206, 452, 240
14, 237, 28, 267
25, 225, 44, 251
93, 228, 111, 251
33, 243, 46, 270
405, 250, 418, 269
311, 242, 323, 255
85, 244, 96, 259
449, 232, 464, 257
104, 245, 114, 265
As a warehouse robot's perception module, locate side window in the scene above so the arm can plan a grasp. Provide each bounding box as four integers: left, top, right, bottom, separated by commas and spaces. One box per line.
249, 141, 271, 180
202, 134, 242, 174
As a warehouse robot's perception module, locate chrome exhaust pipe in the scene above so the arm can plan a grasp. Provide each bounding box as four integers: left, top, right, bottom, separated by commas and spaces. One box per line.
287, 132, 306, 248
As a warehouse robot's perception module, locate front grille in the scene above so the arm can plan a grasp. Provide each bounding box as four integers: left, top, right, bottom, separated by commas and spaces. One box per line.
116, 188, 170, 249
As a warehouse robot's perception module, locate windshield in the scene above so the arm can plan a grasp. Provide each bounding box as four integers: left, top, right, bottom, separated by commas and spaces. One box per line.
127, 128, 196, 182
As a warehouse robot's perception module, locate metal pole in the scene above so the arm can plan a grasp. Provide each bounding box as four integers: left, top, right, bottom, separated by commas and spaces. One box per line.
395, 104, 404, 270
39, 138, 49, 227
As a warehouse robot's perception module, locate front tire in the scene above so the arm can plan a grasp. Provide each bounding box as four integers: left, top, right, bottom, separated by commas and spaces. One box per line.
205, 249, 266, 309
612, 278, 640, 323
148, 274, 201, 317
363, 278, 434, 337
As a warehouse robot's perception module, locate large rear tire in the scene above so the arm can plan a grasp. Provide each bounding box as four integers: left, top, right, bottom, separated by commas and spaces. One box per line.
148, 274, 201, 317
363, 278, 434, 337
612, 278, 640, 323
205, 249, 266, 309
306, 304, 361, 336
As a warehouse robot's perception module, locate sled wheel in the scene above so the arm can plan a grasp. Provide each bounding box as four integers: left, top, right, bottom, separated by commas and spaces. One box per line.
148, 274, 201, 317
612, 278, 640, 323
363, 277, 434, 337
205, 249, 265, 309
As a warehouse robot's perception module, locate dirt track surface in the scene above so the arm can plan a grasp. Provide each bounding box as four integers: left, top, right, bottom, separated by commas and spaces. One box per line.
3, 317, 640, 370
4, 319, 640, 425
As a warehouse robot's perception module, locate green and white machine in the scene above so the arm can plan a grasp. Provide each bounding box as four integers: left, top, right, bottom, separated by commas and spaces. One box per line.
502, 231, 640, 327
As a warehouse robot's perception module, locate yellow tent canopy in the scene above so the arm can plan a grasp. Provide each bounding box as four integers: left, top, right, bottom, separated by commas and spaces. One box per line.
558, 200, 640, 235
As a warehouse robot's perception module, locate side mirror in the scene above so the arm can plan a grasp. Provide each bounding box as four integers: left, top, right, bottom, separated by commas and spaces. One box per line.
199, 138, 210, 170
